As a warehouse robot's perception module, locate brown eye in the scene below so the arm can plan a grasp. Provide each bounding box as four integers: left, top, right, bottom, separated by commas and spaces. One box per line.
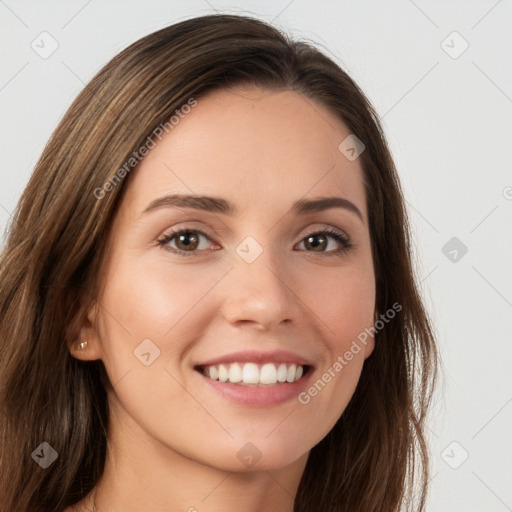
158, 227, 352, 258
303, 234, 328, 252
158, 229, 214, 256
296, 229, 352, 256
174, 231, 200, 251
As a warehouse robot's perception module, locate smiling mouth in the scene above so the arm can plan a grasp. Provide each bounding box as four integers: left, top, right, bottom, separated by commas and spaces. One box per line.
194, 362, 312, 387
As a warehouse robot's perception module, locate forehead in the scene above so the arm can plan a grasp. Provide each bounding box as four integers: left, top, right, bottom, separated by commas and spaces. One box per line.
124, 85, 367, 220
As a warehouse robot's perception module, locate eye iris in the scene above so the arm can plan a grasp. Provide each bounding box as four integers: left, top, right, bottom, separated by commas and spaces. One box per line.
305, 234, 327, 252
176, 231, 199, 251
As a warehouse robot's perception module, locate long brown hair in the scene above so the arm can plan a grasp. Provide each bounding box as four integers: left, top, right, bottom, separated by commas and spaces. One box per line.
0, 13, 438, 511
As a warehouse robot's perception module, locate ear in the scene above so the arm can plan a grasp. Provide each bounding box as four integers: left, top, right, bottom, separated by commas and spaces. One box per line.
70, 301, 103, 361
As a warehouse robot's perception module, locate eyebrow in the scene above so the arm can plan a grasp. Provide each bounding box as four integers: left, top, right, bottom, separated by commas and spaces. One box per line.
142, 194, 364, 222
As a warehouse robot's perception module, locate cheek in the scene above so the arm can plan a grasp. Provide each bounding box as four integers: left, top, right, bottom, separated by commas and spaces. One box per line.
289, 262, 375, 438
100, 255, 224, 333
95, 256, 229, 374
305, 264, 376, 347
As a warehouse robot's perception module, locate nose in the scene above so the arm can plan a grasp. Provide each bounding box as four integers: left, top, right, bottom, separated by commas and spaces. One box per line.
220, 245, 298, 330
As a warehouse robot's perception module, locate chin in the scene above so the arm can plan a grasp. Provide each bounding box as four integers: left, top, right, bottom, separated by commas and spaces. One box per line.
204, 439, 309, 474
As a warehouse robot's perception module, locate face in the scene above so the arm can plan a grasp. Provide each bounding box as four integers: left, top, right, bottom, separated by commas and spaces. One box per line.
78, 85, 376, 473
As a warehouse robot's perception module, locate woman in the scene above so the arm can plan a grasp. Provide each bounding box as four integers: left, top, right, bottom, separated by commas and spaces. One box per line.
0, 13, 438, 512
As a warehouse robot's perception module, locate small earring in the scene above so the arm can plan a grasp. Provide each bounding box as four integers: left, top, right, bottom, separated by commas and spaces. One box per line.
76, 341, 88, 351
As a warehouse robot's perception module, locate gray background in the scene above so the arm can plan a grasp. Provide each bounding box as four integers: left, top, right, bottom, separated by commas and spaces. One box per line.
1, 1, 511, 510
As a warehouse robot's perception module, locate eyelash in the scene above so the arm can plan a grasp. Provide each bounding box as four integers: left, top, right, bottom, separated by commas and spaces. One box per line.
157, 227, 353, 258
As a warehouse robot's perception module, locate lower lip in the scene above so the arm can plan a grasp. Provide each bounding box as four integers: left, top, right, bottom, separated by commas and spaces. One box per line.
196, 367, 314, 407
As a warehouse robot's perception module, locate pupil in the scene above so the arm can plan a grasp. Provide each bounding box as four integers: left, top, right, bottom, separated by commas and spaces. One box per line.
178, 232, 198, 250
307, 235, 326, 251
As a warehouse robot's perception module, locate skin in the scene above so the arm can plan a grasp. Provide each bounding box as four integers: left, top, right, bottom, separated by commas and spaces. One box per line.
68, 85, 376, 512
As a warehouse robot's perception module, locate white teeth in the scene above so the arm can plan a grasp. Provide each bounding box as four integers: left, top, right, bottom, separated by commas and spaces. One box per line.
260, 363, 278, 384
277, 363, 288, 382
218, 364, 229, 382
202, 362, 306, 385
286, 363, 297, 383
242, 362, 260, 384
228, 362, 242, 383
209, 365, 219, 380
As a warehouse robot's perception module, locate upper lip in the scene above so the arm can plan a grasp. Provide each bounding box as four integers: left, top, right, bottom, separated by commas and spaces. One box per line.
194, 350, 314, 369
